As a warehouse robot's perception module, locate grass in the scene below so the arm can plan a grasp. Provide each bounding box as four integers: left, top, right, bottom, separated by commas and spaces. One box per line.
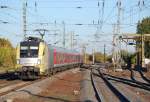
0, 67, 15, 73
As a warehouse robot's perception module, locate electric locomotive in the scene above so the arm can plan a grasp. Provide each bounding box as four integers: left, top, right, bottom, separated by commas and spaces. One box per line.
16, 36, 82, 80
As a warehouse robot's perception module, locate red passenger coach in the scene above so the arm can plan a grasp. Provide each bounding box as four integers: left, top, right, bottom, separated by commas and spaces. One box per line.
51, 46, 82, 70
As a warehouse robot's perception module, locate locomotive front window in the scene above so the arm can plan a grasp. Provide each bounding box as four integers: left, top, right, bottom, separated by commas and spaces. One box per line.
20, 46, 39, 58
30, 46, 38, 57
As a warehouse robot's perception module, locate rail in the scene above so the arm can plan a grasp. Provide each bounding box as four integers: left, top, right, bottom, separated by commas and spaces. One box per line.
98, 68, 130, 102
91, 69, 104, 102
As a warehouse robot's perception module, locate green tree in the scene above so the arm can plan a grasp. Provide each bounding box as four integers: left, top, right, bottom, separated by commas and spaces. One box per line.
89, 52, 109, 63
95, 52, 104, 63
107, 55, 112, 63
137, 17, 150, 58
121, 50, 136, 68
137, 17, 150, 34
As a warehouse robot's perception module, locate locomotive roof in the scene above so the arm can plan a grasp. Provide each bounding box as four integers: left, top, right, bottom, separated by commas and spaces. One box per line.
20, 36, 44, 46
48, 44, 79, 54
20, 36, 80, 54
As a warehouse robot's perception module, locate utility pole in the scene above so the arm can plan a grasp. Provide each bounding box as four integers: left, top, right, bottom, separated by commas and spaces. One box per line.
114, 0, 122, 70
98, 0, 105, 30
70, 32, 72, 49
92, 48, 95, 64
104, 44, 106, 63
82, 44, 88, 64
84, 46, 87, 64
95, 0, 105, 40
138, 0, 145, 20
81, 46, 85, 64
112, 24, 117, 69
23, 0, 27, 39
62, 21, 66, 48
116, 0, 121, 34
70, 31, 74, 49
141, 33, 145, 67
138, 0, 145, 68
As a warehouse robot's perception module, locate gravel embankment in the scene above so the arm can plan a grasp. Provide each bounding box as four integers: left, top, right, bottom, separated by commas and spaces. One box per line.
80, 68, 97, 102
0, 68, 82, 102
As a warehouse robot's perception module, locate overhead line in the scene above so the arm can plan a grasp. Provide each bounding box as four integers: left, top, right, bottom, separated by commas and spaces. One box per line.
28, 6, 105, 9
0, 12, 19, 24
35, 0, 104, 2
122, 6, 149, 23
103, 6, 116, 26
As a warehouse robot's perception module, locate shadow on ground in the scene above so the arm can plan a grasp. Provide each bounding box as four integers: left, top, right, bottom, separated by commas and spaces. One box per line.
129, 66, 150, 84
105, 72, 150, 92
0, 72, 18, 80
19, 89, 79, 102
93, 70, 150, 92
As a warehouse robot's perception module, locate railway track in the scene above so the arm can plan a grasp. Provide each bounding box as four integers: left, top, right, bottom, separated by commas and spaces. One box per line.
102, 70, 150, 101
0, 67, 78, 98
91, 69, 104, 102
90, 64, 150, 102
0, 68, 81, 102
104, 72, 150, 91
91, 68, 130, 102
0, 76, 46, 97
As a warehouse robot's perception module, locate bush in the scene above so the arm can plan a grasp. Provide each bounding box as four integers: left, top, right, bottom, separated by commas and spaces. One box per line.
0, 38, 16, 71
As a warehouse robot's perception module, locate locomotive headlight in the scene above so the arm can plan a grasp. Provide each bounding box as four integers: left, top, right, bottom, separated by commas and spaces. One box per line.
37, 59, 41, 64
16, 59, 20, 64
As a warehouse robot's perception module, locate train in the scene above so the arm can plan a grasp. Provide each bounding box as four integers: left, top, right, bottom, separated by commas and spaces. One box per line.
15, 36, 83, 80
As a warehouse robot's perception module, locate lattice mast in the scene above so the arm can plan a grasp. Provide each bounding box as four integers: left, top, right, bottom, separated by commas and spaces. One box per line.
23, 0, 27, 38
112, 0, 122, 69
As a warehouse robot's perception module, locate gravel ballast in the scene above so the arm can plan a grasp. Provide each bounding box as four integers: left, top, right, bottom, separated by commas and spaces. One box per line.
0, 68, 82, 102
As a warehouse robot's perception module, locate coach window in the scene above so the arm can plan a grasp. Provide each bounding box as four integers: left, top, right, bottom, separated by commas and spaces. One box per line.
59, 53, 61, 64
60, 53, 62, 63
63, 53, 65, 63
58, 53, 60, 64
56, 53, 59, 64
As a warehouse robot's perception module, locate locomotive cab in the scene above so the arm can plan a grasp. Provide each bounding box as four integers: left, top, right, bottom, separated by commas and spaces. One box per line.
16, 37, 46, 79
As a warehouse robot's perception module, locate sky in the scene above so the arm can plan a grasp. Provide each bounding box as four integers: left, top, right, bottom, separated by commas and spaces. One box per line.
0, 0, 149, 54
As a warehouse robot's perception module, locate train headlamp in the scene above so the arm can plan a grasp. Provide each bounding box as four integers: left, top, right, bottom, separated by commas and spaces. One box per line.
37, 59, 41, 64
17, 59, 20, 64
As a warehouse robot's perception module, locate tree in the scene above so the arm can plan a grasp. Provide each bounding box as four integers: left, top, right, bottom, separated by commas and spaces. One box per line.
137, 17, 150, 34
137, 17, 150, 58
89, 52, 110, 63
107, 55, 112, 63
95, 52, 104, 63
121, 50, 136, 68
0, 38, 16, 70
